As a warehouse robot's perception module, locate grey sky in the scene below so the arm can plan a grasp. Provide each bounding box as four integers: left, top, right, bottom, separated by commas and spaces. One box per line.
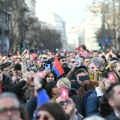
36, 0, 93, 29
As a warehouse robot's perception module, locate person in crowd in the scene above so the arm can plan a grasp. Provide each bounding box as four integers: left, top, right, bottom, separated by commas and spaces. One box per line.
67, 58, 80, 81
2, 47, 120, 120
98, 93, 113, 117
42, 70, 58, 98
23, 71, 35, 102
106, 58, 118, 72
83, 58, 91, 68
69, 52, 76, 59
0, 65, 13, 92
99, 63, 106, 73
83, 71, 118, 117
88, 61, 100, 81
53, 95, 83, 120
113, 61, 120, 80
0, 92, 22, 120
79, 45, 90, 58
40, 53, 49, 62
51, 77, 71, 98
55, 77, 82, 114
92, 51, 99, 58
36, 103, 67, 120
104, 82, 120, 120
76, 69, 98, 100
26, 59, 32, 69
12, 63, 22, 83
58, 56, 71, 77
42, 70, 57, 88
68, 58, 78, 69
1, 62, 12, 77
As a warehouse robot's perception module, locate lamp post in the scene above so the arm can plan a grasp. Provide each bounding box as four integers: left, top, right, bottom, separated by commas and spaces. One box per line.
0, 0, 11, 55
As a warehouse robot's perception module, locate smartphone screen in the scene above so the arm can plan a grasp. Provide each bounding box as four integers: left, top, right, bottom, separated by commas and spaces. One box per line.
60, 88, 69, 99
108, 73, 116, 83
78, 75, 89, 81
45, 64, 50, 70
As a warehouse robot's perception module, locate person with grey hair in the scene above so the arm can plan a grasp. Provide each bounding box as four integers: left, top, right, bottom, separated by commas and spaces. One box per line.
0, 92, 21, 120
84, 115, 105, 120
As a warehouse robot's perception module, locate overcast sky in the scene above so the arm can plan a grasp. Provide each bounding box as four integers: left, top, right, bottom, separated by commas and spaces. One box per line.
36, 0, 93, 29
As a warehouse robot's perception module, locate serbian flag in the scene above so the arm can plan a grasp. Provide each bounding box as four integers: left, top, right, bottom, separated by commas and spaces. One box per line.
52, 57, 64, 77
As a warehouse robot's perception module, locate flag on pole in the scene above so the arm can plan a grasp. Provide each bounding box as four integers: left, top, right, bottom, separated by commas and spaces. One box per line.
52, 57, 64, 77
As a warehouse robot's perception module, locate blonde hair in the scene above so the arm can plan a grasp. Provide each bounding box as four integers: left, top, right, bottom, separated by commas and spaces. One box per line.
57, 77, 71, 89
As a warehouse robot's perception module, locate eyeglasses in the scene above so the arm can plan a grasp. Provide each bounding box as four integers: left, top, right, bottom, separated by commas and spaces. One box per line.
58, 100, 71, 106
0, 106, 20, 114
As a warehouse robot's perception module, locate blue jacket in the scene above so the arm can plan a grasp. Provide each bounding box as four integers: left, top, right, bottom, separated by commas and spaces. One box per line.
37, 88, 50, 108
85, 90, 100, 116
26, 88, 50, 120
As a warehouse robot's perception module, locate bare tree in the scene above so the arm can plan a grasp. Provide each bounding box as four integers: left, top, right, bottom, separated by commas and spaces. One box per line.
90, 0, 120, 50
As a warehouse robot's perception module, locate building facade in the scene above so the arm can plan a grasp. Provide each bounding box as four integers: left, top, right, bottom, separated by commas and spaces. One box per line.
68, 3, 103, 51
68, 22, 86, 50
36, 12, 67, 49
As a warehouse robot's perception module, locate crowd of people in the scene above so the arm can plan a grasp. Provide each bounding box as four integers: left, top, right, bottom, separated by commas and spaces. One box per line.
0, 45, 120, 120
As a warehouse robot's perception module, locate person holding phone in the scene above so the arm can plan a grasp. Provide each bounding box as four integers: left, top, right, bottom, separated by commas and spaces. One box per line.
55, 77, 82, 114
76, 69, 98, 100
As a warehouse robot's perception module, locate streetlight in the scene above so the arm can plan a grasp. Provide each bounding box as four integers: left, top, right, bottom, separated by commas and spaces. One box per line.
0, 0, 11, 55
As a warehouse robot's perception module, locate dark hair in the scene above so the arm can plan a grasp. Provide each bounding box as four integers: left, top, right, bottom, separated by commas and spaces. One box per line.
14, 63, 21, 71
45, 81, 57, 98
99, 71, 109, 80
104, 82, 120, 100
77, 66, 88, 73
0, 63, 10, 71
58, 56, 66, 61
75, 69, 86, 77
42, 70, 57, 88
93, 50, 98, 53
38, 103, 67, 120
110, 57, 118, 62
81, 45, 86, 50
99, 94, 113, 117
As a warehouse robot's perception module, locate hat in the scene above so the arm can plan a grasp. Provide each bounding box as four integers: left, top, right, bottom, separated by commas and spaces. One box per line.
57, 77, 71, 89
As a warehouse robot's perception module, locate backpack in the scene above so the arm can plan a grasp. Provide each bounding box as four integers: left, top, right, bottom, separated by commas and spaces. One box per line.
81, 89, 96, 117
